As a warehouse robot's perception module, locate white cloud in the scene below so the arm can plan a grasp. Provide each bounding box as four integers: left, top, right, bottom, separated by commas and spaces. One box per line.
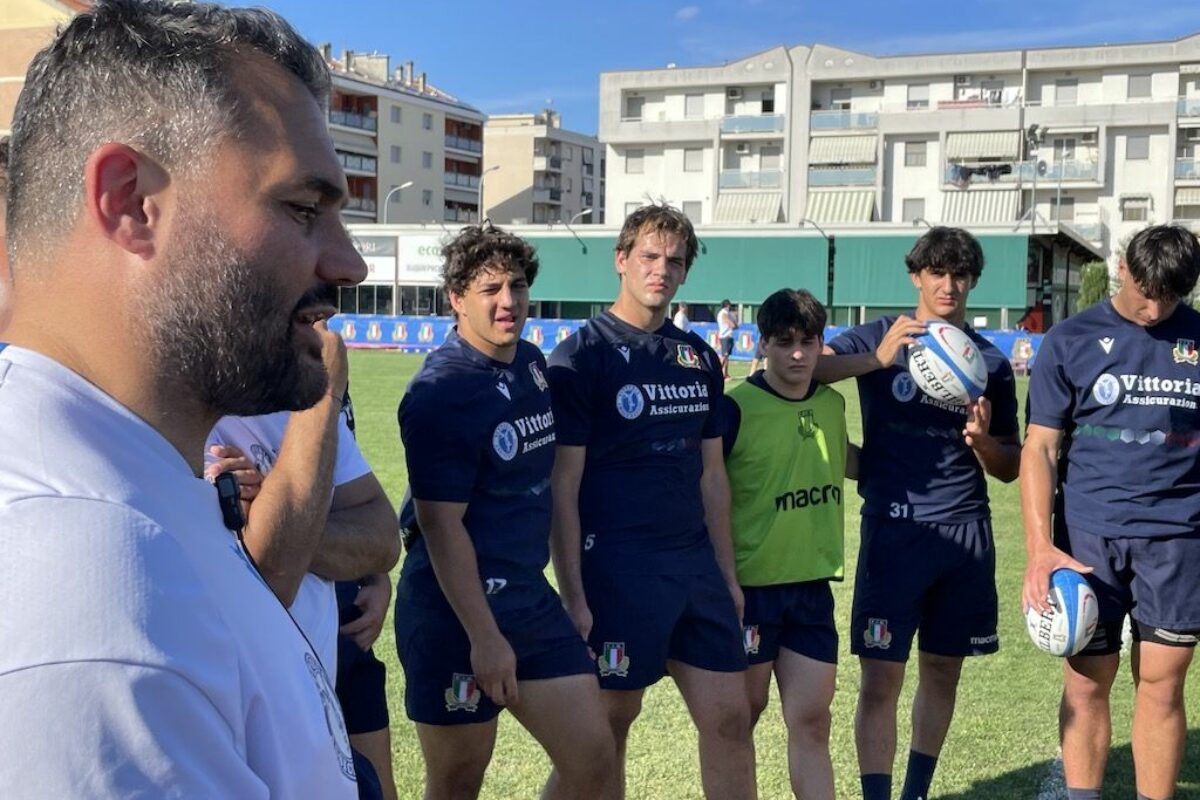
675, 5, 701, 22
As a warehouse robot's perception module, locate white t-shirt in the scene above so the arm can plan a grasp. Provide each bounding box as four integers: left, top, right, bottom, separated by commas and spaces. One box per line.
0, 347, 357, 799
672, 309, 691, 332
717, 307, 737, 339
207, 411, 371, 682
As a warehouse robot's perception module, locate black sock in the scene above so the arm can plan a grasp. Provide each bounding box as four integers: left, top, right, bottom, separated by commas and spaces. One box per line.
1065, 789, 1101, 800
862, 773, 892, 800
1136, 794, 1171, 800
899, 750, 938, 800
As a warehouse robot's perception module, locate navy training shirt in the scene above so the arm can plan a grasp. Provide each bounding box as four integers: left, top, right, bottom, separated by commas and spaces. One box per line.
1028, 299, 1200, 538
398, 330, 558, 614
548, 311, 725, 575
828, 315, 1018, 523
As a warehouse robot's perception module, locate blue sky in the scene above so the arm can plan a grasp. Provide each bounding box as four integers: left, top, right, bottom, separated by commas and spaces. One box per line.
259, 0, 1200, 136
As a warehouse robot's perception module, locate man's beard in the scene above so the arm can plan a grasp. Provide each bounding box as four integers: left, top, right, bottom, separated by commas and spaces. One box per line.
144, 213, 331, 417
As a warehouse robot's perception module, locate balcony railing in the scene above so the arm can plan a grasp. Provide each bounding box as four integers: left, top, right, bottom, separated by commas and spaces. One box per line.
807, 166, 876, 187
344, 196, 377, 213
329, 110, 377, 132
533, 188, 562, 203
1177, 158, 1200, 180
719, 169, 784, 189
444, 135, 482, 153
444, 172, 481, 189
337, 152, 377, 174
1011, 160, 1100, 182
809, 110, 879, 130
444, 208, 479, 223
720, 114, 786, 134
1064, 220, 1104, 242
1178, 98, 1200, 117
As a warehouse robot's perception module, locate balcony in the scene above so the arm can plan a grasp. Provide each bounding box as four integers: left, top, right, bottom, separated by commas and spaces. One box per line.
1177, 158, 1200, 180
808, 166, 876, 187
1178, 98, 1200, 118
337, 152, 377, 175
1063, 220, 1104, 242
343, 196, 377, 214
719, 169, 784, 189
1013, 160, 1100, 182
809, 110, 879, 131
720, 114, 786, 135
444, 172, 481, 189
329, 110, 377, 132
533, 188, 562, 203
444, 207, 479, 223
534, 155, 563, 172
444, 135, 482, 154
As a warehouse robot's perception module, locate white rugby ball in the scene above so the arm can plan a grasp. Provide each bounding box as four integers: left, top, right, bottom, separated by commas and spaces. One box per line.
906, 322, 988, 406
1026, 569, 1099, 658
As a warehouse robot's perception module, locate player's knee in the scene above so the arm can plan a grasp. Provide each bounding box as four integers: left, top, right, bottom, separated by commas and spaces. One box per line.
605, 697, 643, 739
1136, 668, 1188, 708
555, 728, 617, 787
858, 666, 904, 706
785, 704, 832, 746
747, 691, 770, 728
919, 657, 963, 691
1063, 659, 1117, 703
425, 749, 490, 798
703, 698, 753, 745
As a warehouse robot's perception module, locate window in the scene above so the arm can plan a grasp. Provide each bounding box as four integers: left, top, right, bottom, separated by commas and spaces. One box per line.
422, 112, 433, 130
626, 149, 645, 174
422, 189, 432, 206
625, 202, 642, 218
1050, 196, 1075, 222
566, 177, 573, 192
390, 106, 402, 124
682, 201, 702, 221
981, 79, 1004, 104
1174, 202, 1200, 220
906, 83, 929, 110
390, 145, 402, 164
1055, 79, 1078, 106
422, 151, 433, 169
684, 147, 703, 172
1128, 74, 1152, 99
901, 198, 925, 223
1124, 197, 1151, 221
760, 145, 781, 171
625, 95, 644, 120
1127, 134, 1150, 160
904, 141, 927, 167
1052, 137, 1076, 162
829, 88, 851, 111
761, 88, 775, 114
685, 93, 704, 118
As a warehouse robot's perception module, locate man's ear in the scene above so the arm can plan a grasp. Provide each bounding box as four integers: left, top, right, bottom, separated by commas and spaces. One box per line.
84, 143, 169, 259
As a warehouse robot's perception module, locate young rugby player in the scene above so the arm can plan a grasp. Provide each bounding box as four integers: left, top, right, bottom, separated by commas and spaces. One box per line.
723, 289, 857, 800
547, 205, 754, 799
1023, 225, 1200, 800
395, 224, 616, 800
815, 227, 1020, 800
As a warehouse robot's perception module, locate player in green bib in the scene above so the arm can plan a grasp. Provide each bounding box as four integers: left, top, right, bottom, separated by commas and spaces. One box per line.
722, 289, 857, 800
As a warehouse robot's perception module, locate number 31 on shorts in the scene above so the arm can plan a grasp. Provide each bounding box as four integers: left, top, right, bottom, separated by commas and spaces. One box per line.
889, 502, 910, 519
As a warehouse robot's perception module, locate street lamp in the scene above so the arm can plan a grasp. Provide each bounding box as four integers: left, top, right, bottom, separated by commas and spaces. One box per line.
383, 180, 414, 224
912, 216, 934, 228
563, 208, 593, 253
478, 165, 500, 223
568, 208, 593, 225
799, 218, 836, 312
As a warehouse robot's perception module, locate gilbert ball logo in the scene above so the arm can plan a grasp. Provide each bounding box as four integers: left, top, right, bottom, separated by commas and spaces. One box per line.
616, 384, 645, 419
1092, 373, 1120, 406
492, 422, 519, 461
892, 372, 917, 402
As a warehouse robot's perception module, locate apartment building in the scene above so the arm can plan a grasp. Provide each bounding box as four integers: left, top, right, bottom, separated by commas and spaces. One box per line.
0, 0, 89, 134
324, 49, 486, 225
599, 33, 1200, 265
483, 110, 606, 225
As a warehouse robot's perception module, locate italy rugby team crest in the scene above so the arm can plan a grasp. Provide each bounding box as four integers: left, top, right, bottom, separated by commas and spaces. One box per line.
743, 625, 761, 655
598, 642, 631, 677
863, 618, 892, 649
1174, 339, 1198, 366
444, 672, 482, 712
676, 343, 701, 369
529, 362, 549, 391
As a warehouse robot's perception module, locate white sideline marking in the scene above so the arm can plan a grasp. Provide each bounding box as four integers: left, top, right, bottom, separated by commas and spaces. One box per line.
1036, 751, 1067, 800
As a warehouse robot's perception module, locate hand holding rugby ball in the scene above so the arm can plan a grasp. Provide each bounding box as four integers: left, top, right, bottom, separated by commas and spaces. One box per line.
1025, 569, 1099, 657
906, 322, 988, 406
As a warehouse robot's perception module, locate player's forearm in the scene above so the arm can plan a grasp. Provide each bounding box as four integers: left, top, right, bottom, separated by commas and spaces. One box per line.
422, 519, 503, 644
973, 436, 1021, 483
813, 352, 880, 384
550, 495, 586, 603
1019, 441, 1058, 555
845, 442, 861, 481
241, 397, 341, 605
306, 495, 400, 581
701, 472, 738, 585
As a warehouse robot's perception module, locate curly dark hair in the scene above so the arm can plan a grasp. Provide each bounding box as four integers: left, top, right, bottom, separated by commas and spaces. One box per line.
442, 223, 540, 297
615, 204, 699, 271
904, 226, 984, 284
757, 288, 827, 342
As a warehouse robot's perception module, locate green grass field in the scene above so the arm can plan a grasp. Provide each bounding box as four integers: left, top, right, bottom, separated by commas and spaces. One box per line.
348, 350, 1200, 799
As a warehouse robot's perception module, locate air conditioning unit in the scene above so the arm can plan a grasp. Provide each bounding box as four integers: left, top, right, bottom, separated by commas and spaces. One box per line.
727, 87, 743, 100
954, 74, 971, 86
1186, 128, 1200, 143
868, 80, 883, 90
735, 143, 752, 154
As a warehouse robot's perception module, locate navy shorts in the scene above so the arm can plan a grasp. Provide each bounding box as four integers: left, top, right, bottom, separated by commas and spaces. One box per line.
583, 565, 747, 690
1057, 526, 1200, 654
742, 581, 838, 665
719, 336, 735, 357
850, 516, 998, 662
394, 588, 594, 725
334, 581, 390, 735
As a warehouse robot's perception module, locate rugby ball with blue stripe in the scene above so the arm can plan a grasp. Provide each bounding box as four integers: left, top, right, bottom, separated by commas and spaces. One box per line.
906, 322, 988, 406
1025, 569, 1099, 658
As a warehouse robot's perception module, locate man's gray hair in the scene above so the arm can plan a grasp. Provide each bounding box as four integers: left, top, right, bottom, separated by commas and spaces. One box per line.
6, 0, 330, 263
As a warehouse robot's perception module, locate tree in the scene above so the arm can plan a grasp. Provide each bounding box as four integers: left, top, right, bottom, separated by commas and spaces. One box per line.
1075, 261, 1111, 312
